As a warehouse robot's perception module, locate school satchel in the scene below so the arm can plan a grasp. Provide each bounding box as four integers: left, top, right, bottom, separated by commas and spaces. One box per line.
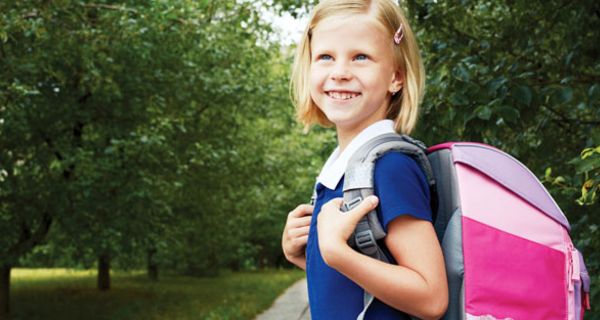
342, 133, 592, 320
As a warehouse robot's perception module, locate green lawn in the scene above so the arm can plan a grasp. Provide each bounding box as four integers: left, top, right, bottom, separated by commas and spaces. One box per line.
9, 268, 305, 320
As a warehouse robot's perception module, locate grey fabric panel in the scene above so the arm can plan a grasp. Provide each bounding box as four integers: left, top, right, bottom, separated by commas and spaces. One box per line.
428, 150, 461, 242
428, 149, 464, 320
441, 208, 465, 320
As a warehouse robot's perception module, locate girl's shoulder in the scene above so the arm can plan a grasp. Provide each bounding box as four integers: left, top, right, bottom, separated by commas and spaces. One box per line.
374, 151, 433, 227
375, 151, 426, 181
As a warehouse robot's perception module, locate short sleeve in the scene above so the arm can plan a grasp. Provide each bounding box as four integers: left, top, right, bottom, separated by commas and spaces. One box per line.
374, 152, 432, 232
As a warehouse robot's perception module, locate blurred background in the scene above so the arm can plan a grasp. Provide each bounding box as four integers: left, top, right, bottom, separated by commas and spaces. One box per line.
0, 0, 598, 319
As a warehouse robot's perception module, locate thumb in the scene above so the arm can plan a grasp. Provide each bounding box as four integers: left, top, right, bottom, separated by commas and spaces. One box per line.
347, 195, 379, 220
323, 197, 344, 210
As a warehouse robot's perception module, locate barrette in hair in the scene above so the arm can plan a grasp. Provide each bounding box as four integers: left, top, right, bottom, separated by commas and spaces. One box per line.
394, 23, 404, 45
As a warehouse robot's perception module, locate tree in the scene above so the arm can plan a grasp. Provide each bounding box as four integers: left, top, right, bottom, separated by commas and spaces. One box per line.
0, 0, 299, 313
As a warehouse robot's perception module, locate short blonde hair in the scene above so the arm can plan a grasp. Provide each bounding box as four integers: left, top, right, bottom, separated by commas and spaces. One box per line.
290, 0, 425, 135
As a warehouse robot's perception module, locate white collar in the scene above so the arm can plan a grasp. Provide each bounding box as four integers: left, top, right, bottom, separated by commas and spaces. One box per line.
316, 119, 396, 190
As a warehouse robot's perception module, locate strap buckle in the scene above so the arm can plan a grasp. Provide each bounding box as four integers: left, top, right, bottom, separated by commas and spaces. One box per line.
343, 196, 362, 212
355, 229, 377, 255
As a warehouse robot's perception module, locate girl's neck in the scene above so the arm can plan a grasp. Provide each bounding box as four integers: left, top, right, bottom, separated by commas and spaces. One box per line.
334, 105, 390, 153
337, 130, 356, 154
336, 121, 373, 153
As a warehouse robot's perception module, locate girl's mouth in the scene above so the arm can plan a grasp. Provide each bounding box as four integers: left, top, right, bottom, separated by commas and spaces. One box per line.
326, 91, 361, 100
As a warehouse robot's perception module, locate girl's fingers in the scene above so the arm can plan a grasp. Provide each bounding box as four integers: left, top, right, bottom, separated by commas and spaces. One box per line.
288, 204, 314, 218
322, 198, 343, 211
322, 196, 378, 219
289, 225, 310, 238
295, 235, 308, 245
288, 216, 312, 229
347, 196, 379, 221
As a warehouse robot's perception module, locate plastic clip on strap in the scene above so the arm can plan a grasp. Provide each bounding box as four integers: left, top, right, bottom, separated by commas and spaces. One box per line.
355, 224, 378, 257
344, 196, 363, 212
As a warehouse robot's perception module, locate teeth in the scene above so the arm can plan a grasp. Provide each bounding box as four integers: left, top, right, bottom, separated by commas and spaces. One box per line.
328, 92, 359, 100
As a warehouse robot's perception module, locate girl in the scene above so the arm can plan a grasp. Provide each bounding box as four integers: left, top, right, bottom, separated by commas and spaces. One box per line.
282, 1, 448, 319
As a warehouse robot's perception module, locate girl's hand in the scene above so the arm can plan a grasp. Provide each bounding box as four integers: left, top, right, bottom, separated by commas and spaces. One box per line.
282, 204, 313, 269
317, 196, 379, 266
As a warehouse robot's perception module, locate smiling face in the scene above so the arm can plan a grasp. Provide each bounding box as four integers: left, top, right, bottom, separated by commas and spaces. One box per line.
309, 14, 402, 138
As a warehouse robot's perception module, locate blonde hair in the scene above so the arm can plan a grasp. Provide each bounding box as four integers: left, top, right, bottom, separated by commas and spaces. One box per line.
290, 0, 425, 135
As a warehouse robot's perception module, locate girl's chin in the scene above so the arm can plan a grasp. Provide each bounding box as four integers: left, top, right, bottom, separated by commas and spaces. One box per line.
325, 114, 361, 129
321, 109, 355, 124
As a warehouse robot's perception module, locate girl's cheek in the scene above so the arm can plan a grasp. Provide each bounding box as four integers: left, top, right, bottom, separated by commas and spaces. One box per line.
310, 67, 324, 82
310, 73, 326, 95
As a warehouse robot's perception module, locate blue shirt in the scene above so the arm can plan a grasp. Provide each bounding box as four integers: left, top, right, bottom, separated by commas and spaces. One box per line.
306, 152, 432, 319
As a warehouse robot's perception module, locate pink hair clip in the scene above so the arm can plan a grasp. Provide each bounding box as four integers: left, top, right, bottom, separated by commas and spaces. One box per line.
394, 23, 404, 45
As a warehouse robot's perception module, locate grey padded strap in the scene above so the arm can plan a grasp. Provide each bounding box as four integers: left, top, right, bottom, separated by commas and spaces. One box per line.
343, 133, 434, 320
357, 292, 376, 320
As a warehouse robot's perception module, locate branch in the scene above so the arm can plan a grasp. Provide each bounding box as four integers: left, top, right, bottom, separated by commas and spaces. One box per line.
81, 3, 138, 13
42, 135, 76, 180
43, 137, 64, 161
21, 10, 39, 20
542, 104, 600, 126
5, 211, 52, 260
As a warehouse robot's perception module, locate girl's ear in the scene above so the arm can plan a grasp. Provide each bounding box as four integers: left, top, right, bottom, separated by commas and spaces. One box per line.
388, 69, 404, 94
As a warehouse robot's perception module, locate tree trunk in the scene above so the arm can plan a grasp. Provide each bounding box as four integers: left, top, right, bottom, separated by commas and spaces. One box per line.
0, 265, 11, 320
147, 248, 158, 281
97, 253, 110, 291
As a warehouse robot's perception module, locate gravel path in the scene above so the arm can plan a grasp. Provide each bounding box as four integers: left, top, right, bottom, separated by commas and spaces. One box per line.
254, 278, 310, 320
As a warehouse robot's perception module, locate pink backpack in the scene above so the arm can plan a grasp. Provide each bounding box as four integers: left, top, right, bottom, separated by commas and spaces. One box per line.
343, 134, 591, 320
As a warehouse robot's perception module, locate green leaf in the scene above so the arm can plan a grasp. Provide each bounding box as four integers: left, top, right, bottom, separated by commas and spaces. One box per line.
589, 84, 600, 101
454, 64, 470, 82
581, 147, 600, 159
558, 87, 573, 104
486, 77, 506, 95
574, 157, 600, 174
449, 92, 469, 106
545, 167, 552, 178
497, 106, 520, 124
475, 105, 492, 120
565, 51, 575, 66
513, 85, 532, 106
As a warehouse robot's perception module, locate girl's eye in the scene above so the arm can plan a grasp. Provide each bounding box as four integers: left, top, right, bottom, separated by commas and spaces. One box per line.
355, 54, 368, 61
317, 54, 333, 61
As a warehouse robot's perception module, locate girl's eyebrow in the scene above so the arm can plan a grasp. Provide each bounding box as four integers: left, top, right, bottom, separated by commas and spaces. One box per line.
311, 47, 333, 56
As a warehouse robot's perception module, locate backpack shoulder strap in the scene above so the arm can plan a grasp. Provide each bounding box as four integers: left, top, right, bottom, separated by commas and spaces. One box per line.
343, 133, 435, 320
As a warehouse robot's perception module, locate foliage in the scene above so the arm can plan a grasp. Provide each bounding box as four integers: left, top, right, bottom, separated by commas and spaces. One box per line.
572, 146, 600, 206
1, 0, 324, 274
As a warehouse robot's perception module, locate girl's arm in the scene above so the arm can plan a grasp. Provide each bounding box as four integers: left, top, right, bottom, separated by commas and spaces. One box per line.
318, 197, 448, 320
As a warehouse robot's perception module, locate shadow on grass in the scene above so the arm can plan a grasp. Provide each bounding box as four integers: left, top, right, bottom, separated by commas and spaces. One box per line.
10, 268, 305, 320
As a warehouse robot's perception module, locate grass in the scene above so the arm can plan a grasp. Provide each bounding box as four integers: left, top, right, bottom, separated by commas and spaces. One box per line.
9, 268, 305, 320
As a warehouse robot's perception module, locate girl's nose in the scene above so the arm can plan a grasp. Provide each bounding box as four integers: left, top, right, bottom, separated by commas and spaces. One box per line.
330, 62, 352, 81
